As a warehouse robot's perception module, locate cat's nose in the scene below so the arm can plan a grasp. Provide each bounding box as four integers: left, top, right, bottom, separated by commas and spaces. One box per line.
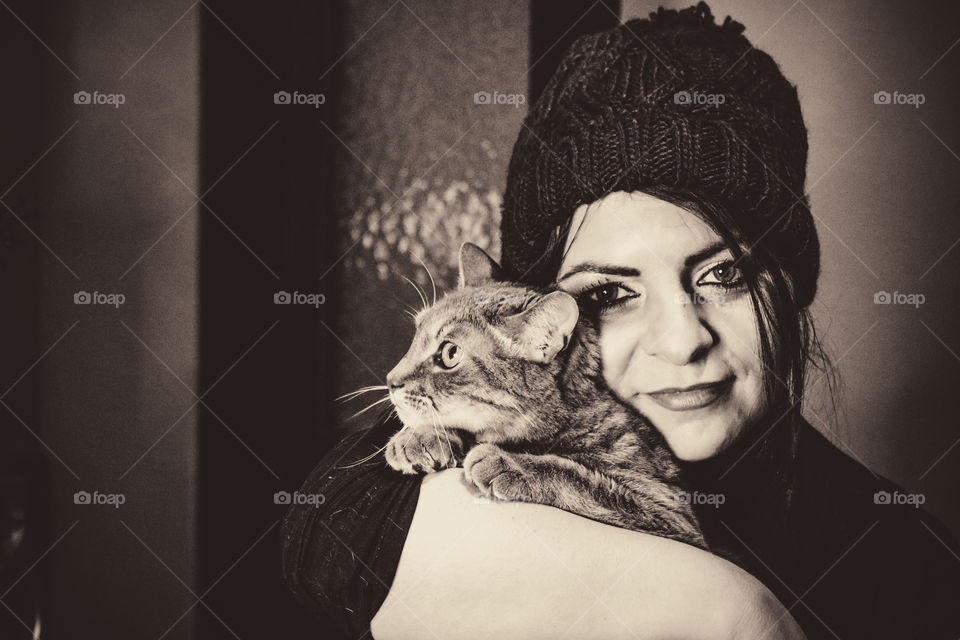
386, 371, 404, 390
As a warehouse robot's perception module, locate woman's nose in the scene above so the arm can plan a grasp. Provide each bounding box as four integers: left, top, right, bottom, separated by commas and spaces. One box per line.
639, 291, 714, 365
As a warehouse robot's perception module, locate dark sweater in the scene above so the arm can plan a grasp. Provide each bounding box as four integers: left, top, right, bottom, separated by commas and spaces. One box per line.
281, 413, 960, 639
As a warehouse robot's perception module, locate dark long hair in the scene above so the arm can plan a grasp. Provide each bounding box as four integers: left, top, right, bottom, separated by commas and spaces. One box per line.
520, 186, 839, 524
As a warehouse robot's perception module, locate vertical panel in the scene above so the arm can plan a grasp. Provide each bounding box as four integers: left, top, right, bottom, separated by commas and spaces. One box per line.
0, 1, 48, 636
32, 0, 200, 637
197, 2, 340, 639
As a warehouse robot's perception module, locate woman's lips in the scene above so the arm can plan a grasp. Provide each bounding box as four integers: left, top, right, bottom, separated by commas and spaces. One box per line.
646, 377, 734, 412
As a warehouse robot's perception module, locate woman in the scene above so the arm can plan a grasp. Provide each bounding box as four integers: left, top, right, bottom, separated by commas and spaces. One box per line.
282, 4, 960, 638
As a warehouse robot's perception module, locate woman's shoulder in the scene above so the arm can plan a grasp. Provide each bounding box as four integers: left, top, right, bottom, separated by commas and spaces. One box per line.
280, 412, 419, 638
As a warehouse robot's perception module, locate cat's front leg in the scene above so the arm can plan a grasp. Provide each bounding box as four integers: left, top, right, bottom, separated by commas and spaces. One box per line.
463, 443, 541, 502
385, 427, 463, 474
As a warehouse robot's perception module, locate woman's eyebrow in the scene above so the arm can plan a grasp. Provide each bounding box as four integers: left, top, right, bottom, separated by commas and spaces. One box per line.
558, 242, 729, 282
683, 241, 729, 270
557, 263, 641, 281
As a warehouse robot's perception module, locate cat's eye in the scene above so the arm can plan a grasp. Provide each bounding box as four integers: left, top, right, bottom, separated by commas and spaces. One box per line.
436, 341, 463, 369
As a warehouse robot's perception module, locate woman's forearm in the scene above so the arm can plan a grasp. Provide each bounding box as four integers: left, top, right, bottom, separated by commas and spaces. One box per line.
371, 468, 804, 640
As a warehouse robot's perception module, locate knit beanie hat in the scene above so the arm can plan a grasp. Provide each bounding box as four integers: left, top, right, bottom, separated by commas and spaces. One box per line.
500, 1, 820, 308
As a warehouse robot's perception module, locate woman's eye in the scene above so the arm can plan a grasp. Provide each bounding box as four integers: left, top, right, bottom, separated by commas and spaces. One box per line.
583, 282, 637, 308
697, 260, 744, 288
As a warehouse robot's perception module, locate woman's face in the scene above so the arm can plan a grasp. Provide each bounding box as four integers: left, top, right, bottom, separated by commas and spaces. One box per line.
557, 191, 767, 462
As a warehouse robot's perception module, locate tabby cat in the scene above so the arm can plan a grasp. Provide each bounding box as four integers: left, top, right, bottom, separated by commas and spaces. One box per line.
384, 243, 705, 549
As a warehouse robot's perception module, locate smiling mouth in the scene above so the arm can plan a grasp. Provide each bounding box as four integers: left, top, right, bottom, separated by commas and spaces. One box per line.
646, 377, 734, 411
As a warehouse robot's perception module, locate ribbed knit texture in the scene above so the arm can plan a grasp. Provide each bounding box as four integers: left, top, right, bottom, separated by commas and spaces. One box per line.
501, 1, 820, 307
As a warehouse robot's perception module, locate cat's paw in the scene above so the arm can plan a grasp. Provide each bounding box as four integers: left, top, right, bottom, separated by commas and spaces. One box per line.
463, 444, 534, 502
385, 428, 462, 474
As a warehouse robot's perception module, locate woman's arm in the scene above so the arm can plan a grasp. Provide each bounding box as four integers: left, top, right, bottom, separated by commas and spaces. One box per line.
371, 468, 805, 640
281, 413, 423, 638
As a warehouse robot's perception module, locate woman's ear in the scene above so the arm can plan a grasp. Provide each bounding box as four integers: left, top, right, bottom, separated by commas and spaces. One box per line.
500, 291, 579, 363
458, 242, 502, 288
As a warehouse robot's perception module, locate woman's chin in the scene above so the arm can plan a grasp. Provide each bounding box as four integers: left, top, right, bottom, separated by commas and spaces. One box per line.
645, 410, 738, 462
667, 436, 726, 462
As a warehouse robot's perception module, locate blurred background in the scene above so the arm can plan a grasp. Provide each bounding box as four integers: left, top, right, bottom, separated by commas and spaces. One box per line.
0, 0, 957, 638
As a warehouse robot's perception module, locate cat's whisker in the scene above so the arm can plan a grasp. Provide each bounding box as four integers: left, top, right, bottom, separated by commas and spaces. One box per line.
411, 252, 438, 306
439, 415, 453, 461
433, 408, 453, 460
504, 395, 539, 435
347, 395, 392, 421
399, 273, 428, 311
339, 442, 391, 468
341, 407, 404, 468
428, 406, 452, 462
336, 385, 389, 403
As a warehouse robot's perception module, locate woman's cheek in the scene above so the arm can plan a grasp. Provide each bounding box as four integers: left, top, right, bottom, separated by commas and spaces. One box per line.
709, 295, 764, 374
598, 314, 644, 395
708, 296, 769, 422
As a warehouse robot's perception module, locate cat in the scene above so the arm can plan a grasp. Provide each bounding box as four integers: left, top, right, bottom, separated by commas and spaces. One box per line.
384, 242, 706, 549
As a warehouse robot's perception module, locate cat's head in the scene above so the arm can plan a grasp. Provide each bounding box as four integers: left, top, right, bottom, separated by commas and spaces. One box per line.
386, 243, 579, 440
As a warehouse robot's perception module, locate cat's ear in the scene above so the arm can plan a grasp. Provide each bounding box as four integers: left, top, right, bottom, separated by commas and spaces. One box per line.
458, 242, 502, 288
501, 291, 579, 363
